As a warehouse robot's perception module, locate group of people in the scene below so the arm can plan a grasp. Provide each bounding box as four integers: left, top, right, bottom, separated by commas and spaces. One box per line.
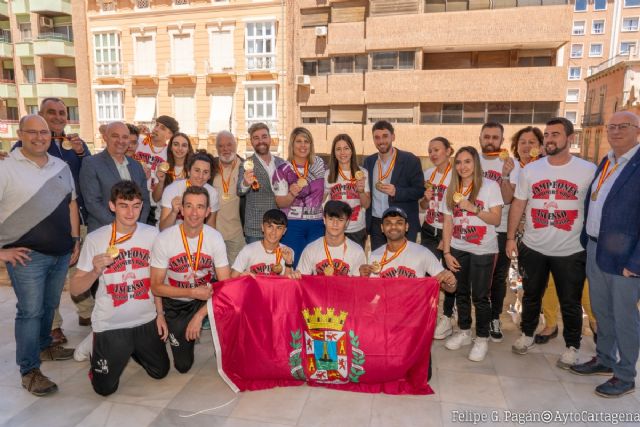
0, 97, 638, 401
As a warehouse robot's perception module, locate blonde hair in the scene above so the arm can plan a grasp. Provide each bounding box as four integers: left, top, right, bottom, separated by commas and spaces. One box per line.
445, 146, 484, 211
287, 127, 315, 165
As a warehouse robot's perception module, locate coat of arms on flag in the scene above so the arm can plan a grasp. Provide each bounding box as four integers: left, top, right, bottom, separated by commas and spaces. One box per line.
289, 308, 365, 384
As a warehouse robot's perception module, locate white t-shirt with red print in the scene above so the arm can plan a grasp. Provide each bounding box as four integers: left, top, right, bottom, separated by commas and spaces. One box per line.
134, 143, 168, 211
77, 223, 159, 333
442, 179, 503, 255
150, 224, 229, 301
160, 180, 220, 223
369, 240, 444, 279
297, 236, 366, 276
480, 155, 509, 233
422, 166, 452, 230
324, 167, 370, 233
514, 156, 597, 257
231, 241, 294, 276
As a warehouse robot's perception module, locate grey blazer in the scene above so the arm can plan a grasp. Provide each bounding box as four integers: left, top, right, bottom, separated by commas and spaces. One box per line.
79, 150, 150, 232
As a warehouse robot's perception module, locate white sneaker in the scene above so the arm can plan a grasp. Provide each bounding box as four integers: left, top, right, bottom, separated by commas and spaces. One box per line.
434, 315, 453, 340
445, 329, 472, 350
511, 333, 535, 355
557, 346, 578, 370
468, 337, 489, 362
74, 332, 93, 362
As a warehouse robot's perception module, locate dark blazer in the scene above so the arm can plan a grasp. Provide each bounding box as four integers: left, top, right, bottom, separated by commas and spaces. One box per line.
79, 149, 150, 232
363, 148, 424, 240
581, 146, 640, 275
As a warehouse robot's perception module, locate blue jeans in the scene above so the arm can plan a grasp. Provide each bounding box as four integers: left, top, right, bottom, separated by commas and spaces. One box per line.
6, 250, 71, 375
281, 219, 325, 268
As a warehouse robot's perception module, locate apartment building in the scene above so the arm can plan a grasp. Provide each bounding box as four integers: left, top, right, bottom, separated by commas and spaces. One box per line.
85, 0, 286, 154
566, 0, 640, 146
289, 0, 572, 157
0, 0, 87, 150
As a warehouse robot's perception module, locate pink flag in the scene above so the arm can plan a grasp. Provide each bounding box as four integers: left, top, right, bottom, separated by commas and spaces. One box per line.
208, 275, 439, 394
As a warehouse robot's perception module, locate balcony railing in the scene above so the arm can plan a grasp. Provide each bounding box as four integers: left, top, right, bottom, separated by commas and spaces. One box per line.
41, 77, 76, 83
95, 62, 123, 77
589, 51, 638, 76
246, 54, 275, 71
205, 60, 235, 74
37, 32, 73, 43
581, 113, 603, 127
0, 30, 10, 43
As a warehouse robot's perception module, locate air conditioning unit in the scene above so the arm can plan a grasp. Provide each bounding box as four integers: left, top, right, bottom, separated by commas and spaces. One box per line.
296, 75, 310, 86
40, 17, 54, 28
315, 26, 327, 37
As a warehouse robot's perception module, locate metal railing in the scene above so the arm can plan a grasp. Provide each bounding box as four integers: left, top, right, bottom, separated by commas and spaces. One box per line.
589, 51, 639, 75
246, 55, 275, 71
94, 62, 123, 77
37, 32, 73, 42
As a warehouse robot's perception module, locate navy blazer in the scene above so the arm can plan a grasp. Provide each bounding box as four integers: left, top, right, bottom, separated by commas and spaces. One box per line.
363, 148, 424, 240
581, 146, 640, 275
79, 150, 150, 232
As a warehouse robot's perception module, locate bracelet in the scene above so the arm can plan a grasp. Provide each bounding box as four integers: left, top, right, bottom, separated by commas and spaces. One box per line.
285, 263, 294, 268
443, 251, 451, 255
506, 237, 516, 241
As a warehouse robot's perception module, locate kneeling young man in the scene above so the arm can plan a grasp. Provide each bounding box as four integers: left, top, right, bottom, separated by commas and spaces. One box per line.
71, 181, 169, 396
151, 186, 230, 373
297, 201, 366, 276
231, 209, 294, 277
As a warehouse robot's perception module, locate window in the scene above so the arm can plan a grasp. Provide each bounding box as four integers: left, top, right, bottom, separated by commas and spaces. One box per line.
7, 107, 18, 121
100, 0, 116, 12
367, 105, 414, 124
330, 106, 364, 124
301, 107, 328, 124
26, 105, 38, 115
302, 59, 331, 76
133, 96, 156, 123
19, 23, 31, 41
134, 35, 156, 75
175, 0, 189, 4
621, 41, 637, 54
594, 0, 606, 10
622, 17, 639, 31
245, 85, 277, 132
441, 104, 463, 124
209, 28, 234, 72
568, 67, 581, 80
171, 32, 194, 74
245, 21, 276, 71
93, 32, 121, 76
371, 51, 414, 70
419, 102, 559, 125
571, 44, 583, 58
67, 106, 79, 122
589, 43, 603, 57
95, 90, 123, 121
572, 21, 585, 35
209, 94, 233, 133
333, 55, 368, 73
592, 20, 604, 34
136, 0, 149, 8
23, 66, 35, 84
625, 0, 640, 6
517, 55, 553, 67
566, 89, 580, 103
565, 111, 577, 124
463, 103, 485, 124
173, 96, 196, 134
574, 0, 586, 11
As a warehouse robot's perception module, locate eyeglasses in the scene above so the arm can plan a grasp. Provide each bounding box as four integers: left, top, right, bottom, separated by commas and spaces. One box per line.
606, 123, 639, 131
20, 130, 50, 136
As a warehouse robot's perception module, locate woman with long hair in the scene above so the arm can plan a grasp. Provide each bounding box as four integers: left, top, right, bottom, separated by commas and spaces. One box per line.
153, 132, 195, 203
324, 134, 370, 249
442, 146, 502, 362
273, 127, 326, 267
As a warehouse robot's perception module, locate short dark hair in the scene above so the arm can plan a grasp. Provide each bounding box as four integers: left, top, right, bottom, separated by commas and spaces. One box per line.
546, 117, 574, 136
323, 200, 352, 219
182, 185, 210, 208
481, 121, 504, 135
126, 123, 140, 137
263, 209, 288, 226
110, 180, 142, 203
372, 120, 394, 135
186, 150, 216, 185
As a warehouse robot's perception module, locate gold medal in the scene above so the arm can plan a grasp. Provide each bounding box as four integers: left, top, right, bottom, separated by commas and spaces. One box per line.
453, 192, 464, 204
271, 263, 283, 274
371, 261, 382, 274
244, 159, 254, 171
61, 139, 73, 150
529, 148, 540, 158
324, 265, 335, 276
591, 191, 598, 202
297, 178, 308, 188
106, 245, 120, 258
499, 150, 509, 160
158, 162, 170, 173
425, 181, 433, 190
222, 193, 231, 201
375, 181, 384, 191
354, 170, 365, 180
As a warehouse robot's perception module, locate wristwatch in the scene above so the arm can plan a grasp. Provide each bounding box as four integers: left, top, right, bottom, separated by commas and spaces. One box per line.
285, 262, 294, 268
72, 236, 82, 244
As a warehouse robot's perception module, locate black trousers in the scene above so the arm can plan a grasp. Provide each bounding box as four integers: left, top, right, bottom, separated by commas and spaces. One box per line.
346, 228, 368, 250
369, 217, 386, 251
163, 297, 206, 373
91, 318, 169, 396
518, 243, 586, 349
451, 248, 496, 338
489, 232, 510, 321
421, 222, 455, 317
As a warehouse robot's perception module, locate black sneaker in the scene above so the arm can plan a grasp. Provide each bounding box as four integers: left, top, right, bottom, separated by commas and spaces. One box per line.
489, 319, 503, 342
570, 357, 613, 376
595, 377, 635, 398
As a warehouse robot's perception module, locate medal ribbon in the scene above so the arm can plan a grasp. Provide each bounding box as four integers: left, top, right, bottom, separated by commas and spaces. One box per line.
458, 182, 474, 197
218, 159, 236, 197
142, 134, 152, 146
593, 159, 619, 196
275, 246, 283, 266
378, 148, 398, 182
483, 150, 507, 158
186, 180, 192, 188
323, 237, 346, 271
380, 239, 408, 268
338, 166, 356, 182
428, 162, 452, 187
519, 155, 541, 168
180, 224, 203, 273
293, 160, 309, 180
109, 222, 135, 247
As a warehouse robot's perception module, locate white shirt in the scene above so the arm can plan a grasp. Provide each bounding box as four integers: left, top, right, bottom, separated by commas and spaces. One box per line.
160, 180, 220, 221
298, 236, 366, 276
134, 143, 168, 208
112, 156, 131, 181
240, 154, 277, 192
369, 240, 444, 278
422, 166, 452, 230
150, 224, 229, 301
480, 155, 509, 233
324, 167, 369, 233
442, 179, 503, 255
371, 150, 395, 218
232, 241, 294, 276
76, 223, 158, 333
515, 156, 597, 257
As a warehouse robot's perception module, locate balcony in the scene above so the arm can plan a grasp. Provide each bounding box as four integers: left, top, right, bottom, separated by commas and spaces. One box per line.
204, 60, 235, 83
0, 1, 8, 18
14, 42, 33, 57
33, 33, 74, 57
11, 0, 28, 14
0, 80, 16, 97
0, 121, 19, 141
364, 67, 565, 103
166, 60, 196, 84
29, 0, 71, 14
365, 5, 571, 51
18, 83, 37, 98
38, 78, 77, 98
246, 54, 277, 79
94, 62, 124, 84
129, 61, 158, 84
0, 33, 12, 57
300, 73, 365, 106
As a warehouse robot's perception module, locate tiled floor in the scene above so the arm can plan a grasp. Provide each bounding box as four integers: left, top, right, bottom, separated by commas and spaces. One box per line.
0, 277, 639, 427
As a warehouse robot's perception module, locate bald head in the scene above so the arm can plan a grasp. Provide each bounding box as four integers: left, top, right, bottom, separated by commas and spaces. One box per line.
104, 121, 131, 158
607, 111, 640, 156
610, 111, 639, 126
216, 131, 238, 164
19, 114, 49, 131
17, 115, 51, 158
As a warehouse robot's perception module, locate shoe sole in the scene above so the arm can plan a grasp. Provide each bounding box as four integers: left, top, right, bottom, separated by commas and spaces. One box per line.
594, 388, 635, 398
569, 369, 614, 376
434, 330, 453, 340
556, 361, 575, 370
445, 340, 472, 351
490, 335, 503, 343
468, 355, 487, 362
511, 345, 534, 355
